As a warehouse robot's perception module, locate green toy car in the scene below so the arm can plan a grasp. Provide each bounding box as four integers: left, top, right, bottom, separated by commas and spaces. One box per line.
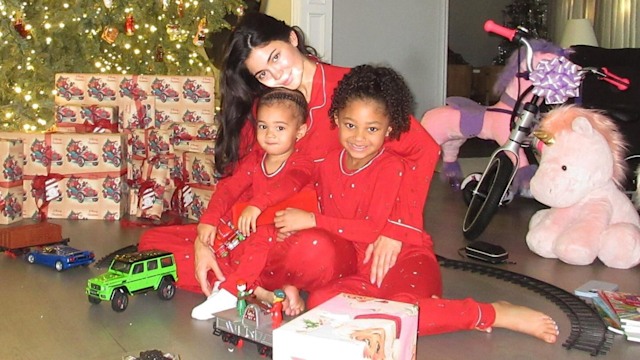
86, 250, 178, 312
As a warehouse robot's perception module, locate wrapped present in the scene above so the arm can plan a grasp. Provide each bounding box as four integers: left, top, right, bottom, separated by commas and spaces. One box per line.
173, 139, 215, 154
155, 102, 216, 126
23, 173, 127, 221
0, 185, 24, 224
54, 73, 87, 104
160, 121, 217, 144
117, 75, 152, 102
11, 132, 126, 176
135, 155, 173, 220
55, 105, 119, 133
0, 139, 24, 184
146, 128, 173, 157
119, 100, 155, 131
185, 184, 215, 221
273, 293, 418, 360
85, 75, 120, 105
127, 156, 145, 185
184, 152, 216, 186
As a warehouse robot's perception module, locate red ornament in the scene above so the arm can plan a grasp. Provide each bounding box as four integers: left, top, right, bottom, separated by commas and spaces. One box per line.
125, 14, 135, 36
177, 0, 184, 17
14, 17, 31, 38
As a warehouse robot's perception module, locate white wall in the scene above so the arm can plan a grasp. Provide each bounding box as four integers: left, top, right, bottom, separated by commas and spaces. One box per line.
332, 0, 448, 116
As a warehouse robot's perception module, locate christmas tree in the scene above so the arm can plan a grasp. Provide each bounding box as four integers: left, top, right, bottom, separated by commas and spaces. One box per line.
0, 0, 247, 131
492, 0, 549, 65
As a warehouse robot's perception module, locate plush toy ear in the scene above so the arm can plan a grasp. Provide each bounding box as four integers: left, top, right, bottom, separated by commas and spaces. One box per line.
571, 116, 593, 135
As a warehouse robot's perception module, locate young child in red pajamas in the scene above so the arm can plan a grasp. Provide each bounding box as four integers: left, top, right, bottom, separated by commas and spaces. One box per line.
188, 88, 323, 319
272, 65, 559, 344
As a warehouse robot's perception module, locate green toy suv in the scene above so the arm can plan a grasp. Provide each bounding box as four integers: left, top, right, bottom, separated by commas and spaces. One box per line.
86, 250, 178, 312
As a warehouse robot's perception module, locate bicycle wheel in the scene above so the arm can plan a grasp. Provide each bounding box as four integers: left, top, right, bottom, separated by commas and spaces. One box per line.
462, 152, 514, 240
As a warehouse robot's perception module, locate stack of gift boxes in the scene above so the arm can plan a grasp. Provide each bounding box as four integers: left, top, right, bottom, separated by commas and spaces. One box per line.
0, 73, 218, 223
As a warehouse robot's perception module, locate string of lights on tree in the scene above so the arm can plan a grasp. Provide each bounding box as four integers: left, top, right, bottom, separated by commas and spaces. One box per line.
0, 0, 247, 131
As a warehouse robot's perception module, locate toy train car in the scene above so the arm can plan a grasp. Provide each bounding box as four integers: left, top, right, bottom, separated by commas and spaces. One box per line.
212, 302, 289, 358
0, 222, 66, 255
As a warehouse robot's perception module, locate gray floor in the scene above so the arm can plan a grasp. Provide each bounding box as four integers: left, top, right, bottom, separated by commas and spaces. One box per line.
2, 157, 640, 360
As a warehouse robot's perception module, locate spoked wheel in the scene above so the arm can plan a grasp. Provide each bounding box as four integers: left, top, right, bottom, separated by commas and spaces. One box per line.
462, 152, 514, 240
461, 172, 482, 206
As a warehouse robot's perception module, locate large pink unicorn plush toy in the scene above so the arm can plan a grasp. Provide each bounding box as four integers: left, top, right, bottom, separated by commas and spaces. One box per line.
421, 40, 566, 193
526, 105, 640, 269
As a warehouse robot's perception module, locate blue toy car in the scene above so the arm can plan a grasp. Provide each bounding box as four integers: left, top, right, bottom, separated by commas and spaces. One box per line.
25, 244, 95, 271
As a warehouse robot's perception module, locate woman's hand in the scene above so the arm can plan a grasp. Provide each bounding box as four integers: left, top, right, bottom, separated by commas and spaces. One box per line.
274, 208, 315, 233
196, 223, 217, 247
363, 235, 402, 287
238, 205, 262, 236
194, 240, 225, 296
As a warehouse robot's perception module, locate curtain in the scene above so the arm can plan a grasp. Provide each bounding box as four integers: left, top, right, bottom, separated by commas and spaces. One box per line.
552, 0, 638, 48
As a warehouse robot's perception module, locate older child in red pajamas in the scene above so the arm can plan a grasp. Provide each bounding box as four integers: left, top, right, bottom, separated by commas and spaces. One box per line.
273, 65, 559, 343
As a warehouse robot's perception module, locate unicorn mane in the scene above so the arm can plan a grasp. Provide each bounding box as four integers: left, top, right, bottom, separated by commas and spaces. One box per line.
539, 105, 628, 188
493, 39, 566, 96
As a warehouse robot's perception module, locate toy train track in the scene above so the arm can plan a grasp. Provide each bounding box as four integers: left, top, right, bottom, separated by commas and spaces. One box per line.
437, 255, 613, 356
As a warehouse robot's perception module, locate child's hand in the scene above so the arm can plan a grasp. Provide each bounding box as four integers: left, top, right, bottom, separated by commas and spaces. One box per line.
196, 223, 217, 246
363, 235, 402, 287
238, 205, 261, 236
274, 208, 315, 233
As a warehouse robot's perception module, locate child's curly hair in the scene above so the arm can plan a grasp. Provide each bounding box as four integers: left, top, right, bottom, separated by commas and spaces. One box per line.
329, 65, 413, 140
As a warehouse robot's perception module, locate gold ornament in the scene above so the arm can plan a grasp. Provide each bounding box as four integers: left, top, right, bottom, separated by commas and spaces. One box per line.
101, 26, 119, 44
193, 18, 208, 46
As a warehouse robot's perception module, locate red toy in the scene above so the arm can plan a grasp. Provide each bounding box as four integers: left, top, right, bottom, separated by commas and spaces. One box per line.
211, 219, 246, 258
270, 289, 286, 328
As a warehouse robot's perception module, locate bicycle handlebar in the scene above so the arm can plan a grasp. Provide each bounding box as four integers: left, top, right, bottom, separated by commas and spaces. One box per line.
484, 20, 517, 41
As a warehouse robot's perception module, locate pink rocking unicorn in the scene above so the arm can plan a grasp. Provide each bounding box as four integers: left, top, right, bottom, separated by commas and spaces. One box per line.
421, 40, 566, 193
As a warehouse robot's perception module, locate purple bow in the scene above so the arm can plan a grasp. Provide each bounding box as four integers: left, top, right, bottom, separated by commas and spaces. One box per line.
530, 56, 582, 104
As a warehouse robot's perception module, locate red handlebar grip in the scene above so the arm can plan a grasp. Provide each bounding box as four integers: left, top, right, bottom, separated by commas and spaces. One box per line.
484, 20, 517, 41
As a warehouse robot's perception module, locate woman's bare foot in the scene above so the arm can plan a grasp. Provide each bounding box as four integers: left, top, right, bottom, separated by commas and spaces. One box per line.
489, 301, 559, 343
282, 284, 305, 316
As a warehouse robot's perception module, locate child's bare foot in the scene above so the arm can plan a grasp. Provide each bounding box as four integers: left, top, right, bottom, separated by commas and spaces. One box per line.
253, 286, 273, 304
489, 301, 559, 343
282, 284, 305, 316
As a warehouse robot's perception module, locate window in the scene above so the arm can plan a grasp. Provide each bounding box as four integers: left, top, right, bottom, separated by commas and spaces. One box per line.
147, 259, 158, 271
160, 256, 174, 268
132, 263, 144, 274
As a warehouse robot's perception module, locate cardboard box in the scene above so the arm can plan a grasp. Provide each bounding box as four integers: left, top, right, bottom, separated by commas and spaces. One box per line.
273, 293, 418, 360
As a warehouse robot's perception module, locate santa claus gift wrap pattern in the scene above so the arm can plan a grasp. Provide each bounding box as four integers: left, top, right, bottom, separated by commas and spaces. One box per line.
0, 132, 128, 220
273, 293, 418, 360
0, 139, 25, 224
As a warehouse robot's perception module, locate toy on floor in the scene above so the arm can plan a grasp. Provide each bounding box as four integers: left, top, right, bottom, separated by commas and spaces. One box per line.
421, 39, 565, 192
236, 279, 254, 317
0, 222, 66, 256
271, 289, 286, 328
213, 298, 292, 358
25, 244, 94, 271
526, 105, 640, 269
86, 250, 177, 311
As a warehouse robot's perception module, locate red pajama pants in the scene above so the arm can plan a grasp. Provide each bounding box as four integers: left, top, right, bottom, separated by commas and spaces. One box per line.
138, 225, 356, 295
305, 241, 496, 336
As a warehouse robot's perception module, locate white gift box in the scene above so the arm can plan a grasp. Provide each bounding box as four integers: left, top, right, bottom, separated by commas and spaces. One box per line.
273, 293, 418, 360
